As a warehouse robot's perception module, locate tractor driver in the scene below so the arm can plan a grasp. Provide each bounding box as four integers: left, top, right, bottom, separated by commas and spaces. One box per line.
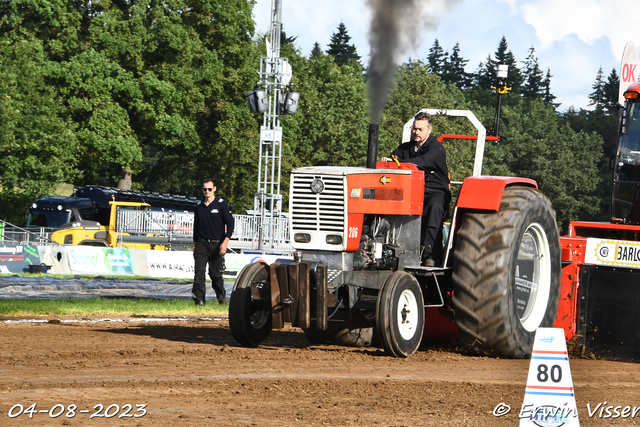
381, 112, 450, 267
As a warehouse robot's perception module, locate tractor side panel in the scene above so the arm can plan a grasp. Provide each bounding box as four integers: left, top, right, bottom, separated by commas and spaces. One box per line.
554, 261, 579, 341
345, 214, 364, 252
556, 236, 586, 341
456, 176, 538, 211
347, 171, 424, 216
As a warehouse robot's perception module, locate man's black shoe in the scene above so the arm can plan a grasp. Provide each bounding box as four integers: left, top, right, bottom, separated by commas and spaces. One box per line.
422, 256, 440, 267
217, 290, 227, 305
194, 299, 205, 306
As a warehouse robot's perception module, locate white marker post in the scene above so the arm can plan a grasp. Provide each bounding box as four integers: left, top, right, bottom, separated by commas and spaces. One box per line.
519, 328, 580, 426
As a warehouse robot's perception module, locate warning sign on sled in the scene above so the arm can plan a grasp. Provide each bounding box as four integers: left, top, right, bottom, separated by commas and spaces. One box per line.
585, 238, 640, 268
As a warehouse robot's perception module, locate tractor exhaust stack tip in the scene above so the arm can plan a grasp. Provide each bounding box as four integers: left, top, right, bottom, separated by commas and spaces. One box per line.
366, 123, 379, 169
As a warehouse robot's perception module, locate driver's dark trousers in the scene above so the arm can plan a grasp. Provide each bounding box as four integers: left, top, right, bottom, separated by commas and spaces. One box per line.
421, 189, 451, 263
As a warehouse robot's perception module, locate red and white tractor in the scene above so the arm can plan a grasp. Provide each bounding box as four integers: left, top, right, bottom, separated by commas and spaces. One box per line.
229, 108, 563, 358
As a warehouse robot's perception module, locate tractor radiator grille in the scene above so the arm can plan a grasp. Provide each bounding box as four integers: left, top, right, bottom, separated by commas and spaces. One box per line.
290, 175, 345, 232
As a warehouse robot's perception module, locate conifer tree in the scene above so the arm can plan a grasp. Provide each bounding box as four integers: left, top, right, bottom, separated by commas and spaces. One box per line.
472, 38, 522, 91
442, 42, 469, 89
603, 68, 620, 114
494, 37, 523, 92
427, 39, 446, 75
474, 57, 495, 89
310, 42, 323, 59
281, 29, 298, 47
521, 46, 544, 99
326, 22, 361, 66
542, 69, 559, 109
588, 66, 607, 112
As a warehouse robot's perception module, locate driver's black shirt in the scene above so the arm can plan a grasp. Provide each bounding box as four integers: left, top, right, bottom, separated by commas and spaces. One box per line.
390, 135, 450, 193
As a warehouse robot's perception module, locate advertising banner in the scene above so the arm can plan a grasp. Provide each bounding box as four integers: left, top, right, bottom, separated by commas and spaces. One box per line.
619, 42, 639, 104
146, 251, 194, 279
67, 247, 134, 274
585, 238, 640, 269
0, 245, 40, 274
146, 252, 290, 279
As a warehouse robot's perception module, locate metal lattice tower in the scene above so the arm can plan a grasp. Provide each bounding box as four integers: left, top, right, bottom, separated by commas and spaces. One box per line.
253, 0, 291, 251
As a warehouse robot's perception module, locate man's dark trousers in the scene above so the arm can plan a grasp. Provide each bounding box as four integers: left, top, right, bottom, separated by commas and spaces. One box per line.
421, 189, 450, 262
192, 240, 226, 303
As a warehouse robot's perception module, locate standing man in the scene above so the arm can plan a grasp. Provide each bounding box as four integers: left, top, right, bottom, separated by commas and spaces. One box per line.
192, 178, 235, 305
382, 112, 450, 267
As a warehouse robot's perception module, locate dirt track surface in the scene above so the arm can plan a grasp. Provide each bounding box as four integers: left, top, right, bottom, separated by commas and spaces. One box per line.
1, 317, 640, 426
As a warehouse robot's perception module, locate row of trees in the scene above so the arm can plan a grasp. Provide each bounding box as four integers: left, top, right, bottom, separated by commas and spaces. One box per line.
0, 0, 261, 219
0, 3, 615, 231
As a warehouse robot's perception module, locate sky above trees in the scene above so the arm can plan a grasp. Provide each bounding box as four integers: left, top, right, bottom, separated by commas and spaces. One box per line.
252, 0, 640, 111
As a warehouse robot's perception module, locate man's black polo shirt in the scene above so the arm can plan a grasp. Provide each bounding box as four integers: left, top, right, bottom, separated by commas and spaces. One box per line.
193, 197, 234, 242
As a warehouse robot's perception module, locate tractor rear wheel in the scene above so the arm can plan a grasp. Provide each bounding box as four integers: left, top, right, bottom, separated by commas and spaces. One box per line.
303, 310, 374, 347
229, 262, 272, 347
452, 186, 561, 358
376, 271, 425, 357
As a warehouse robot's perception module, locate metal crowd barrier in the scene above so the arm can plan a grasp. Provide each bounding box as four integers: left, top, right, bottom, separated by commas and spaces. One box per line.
115, 210, 289, 244
115, 209, 194, 236
0, 220, 56, 245
0, 212, 290, 247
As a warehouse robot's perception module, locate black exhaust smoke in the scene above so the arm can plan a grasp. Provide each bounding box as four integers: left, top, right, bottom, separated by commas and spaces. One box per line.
366, 123, 379, 169
364, 0, 457, 167
365, 0, 424, 169
366, 0, 427, 126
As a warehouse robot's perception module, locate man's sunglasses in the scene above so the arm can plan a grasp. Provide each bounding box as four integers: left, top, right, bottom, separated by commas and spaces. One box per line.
202, 187, 214, 191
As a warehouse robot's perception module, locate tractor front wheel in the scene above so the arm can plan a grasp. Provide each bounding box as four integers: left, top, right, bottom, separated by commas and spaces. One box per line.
376, 271, 425, 357
452, 186, 561, 358
229, 262, 272, 347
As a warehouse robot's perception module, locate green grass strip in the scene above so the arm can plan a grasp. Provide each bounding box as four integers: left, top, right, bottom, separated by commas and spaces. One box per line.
0, 298, 229, 317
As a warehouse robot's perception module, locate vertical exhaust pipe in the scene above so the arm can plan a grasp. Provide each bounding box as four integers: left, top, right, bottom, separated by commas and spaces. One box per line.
366, 123, 379, 169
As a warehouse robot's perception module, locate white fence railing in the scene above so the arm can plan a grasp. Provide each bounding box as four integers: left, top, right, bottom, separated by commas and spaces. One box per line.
115, 209, 289, 245
116, 209, 194, 236
232, 215, 289, 242
0, 212, 290, 248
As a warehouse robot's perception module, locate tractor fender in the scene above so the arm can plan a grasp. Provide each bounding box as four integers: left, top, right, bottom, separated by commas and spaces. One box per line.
456, 176, 537, 211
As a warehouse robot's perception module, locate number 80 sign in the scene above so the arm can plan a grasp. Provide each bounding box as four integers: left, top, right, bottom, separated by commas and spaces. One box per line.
519, 328, 580, 426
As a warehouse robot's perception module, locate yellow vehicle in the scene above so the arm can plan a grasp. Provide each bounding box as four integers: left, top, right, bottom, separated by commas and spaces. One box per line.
51, 201, 193, 250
